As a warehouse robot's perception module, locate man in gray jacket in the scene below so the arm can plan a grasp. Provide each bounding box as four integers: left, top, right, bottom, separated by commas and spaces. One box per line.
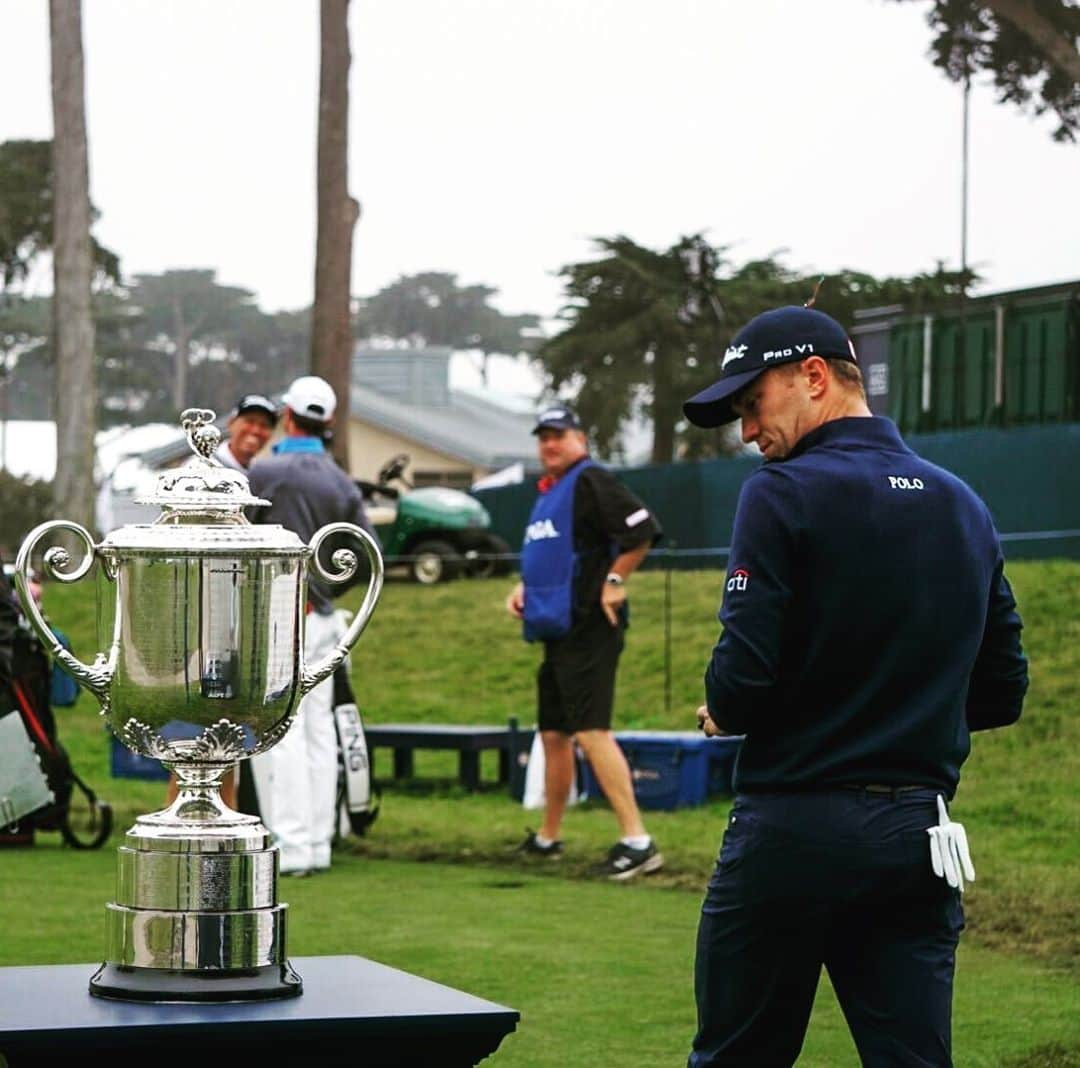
248, 376, 373, 876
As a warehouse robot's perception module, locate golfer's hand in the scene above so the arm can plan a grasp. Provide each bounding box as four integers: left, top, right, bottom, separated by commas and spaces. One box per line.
600, 582, 626, 626
696, 705, 725, 737
506, 582, 525, 620
927, 794, 976, 892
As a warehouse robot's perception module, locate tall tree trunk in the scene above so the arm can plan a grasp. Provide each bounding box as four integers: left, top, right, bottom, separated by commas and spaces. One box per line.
49, 0, 97, 532
311, 0, 358, 470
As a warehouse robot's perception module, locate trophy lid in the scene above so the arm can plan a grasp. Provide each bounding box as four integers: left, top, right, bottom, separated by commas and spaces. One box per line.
99, 407, 309, 554
136, 408, 270, 516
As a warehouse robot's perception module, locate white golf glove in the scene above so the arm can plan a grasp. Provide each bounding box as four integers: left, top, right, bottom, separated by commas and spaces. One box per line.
927, 794, 976, 892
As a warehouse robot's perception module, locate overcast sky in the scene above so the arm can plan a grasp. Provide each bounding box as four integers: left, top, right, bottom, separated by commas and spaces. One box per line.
3, 0, 1078, 328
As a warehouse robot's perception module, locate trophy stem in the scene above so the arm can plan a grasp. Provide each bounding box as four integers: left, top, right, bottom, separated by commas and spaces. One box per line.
164, 762, 240, 824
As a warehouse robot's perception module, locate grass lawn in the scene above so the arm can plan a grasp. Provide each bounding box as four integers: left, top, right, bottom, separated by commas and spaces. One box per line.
3, 561, 1077, 1065
2, 841, 1077, 1067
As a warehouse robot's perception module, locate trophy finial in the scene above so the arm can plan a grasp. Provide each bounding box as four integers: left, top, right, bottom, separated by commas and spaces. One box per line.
181, 408, 221, 461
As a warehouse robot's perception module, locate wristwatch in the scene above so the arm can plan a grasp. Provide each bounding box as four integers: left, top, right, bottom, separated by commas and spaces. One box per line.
605, 573, 624, 586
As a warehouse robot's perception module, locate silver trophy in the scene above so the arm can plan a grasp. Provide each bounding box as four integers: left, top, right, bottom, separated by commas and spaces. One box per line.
13, 409, 383, 1002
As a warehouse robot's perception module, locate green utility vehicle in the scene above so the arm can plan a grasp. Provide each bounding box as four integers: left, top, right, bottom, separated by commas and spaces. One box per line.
357, 454, 513, 584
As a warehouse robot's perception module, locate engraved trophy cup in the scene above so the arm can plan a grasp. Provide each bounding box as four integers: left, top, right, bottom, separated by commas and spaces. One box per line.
13, 409, 383, 1002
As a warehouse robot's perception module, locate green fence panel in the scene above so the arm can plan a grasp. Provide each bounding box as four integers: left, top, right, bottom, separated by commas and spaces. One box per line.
474, 480, 535, 555
1001, 297, 1075, 424
476, 456, 758, 558
906, 423, 1079, 535
934, 317, 961, 430
621, 456, 758, 557
879, 287, 1078, 434
475, 423, 1080, 564
962, 313, 997, 427
888, 322, 924, 434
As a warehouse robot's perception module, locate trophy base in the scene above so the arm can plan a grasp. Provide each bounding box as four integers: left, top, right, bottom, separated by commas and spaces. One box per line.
89, 960, 303, 1003
96, 787, 302, 1004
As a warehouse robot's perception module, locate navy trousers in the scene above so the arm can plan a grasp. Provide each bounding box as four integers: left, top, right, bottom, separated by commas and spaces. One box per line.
689, 790, 964, 1067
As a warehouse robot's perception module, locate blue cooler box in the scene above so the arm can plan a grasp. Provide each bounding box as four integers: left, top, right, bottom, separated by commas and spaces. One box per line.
109, 735, 170, 782
581, 731, 709, 810
581, 731, 744, 810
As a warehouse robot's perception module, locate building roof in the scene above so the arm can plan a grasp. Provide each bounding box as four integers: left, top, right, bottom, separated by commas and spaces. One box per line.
122, 385, 537, 474
348, 381, 536, 468
110, 347, 538, 476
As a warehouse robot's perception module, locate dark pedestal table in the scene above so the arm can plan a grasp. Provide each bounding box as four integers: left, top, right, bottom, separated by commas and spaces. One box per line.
0, 955, 518, 1067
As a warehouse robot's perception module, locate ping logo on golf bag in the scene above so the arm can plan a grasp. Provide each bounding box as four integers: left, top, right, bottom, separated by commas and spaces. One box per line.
726, 568, 750, 593
335, 702, 373, 812
340, 713, 369, 774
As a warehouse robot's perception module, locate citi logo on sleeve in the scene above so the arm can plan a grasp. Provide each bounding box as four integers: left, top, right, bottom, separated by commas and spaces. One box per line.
726, 568, 750, 592
525, 518, 560, 543
888, 476, 925, 490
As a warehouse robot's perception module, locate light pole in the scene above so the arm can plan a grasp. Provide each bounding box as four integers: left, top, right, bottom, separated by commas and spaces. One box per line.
961, 52, 972, 293
956, 23, 978, 427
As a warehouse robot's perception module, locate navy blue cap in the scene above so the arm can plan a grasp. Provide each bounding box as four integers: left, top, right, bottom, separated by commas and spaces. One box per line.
683, 306, 858, 427
532, 405, 583, 434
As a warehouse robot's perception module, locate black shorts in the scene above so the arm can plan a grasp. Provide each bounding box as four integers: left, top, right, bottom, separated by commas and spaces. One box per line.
537, 615, 625, 734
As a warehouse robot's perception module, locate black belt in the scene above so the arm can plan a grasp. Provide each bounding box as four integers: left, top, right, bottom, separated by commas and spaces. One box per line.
843, 784, 932, 796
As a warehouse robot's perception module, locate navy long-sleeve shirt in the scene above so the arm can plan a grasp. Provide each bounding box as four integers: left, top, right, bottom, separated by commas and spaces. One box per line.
706, 417, 1028, 796
248, 441, 374, 615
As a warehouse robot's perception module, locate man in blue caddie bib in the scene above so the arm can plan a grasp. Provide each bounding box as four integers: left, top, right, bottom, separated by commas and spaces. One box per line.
506, 406, 663, 879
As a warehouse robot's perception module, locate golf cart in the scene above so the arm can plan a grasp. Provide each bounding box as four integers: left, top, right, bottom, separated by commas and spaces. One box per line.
357, 454, 513, 584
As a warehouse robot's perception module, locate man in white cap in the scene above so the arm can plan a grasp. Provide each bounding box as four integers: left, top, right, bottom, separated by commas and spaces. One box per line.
247, 375, 373, 876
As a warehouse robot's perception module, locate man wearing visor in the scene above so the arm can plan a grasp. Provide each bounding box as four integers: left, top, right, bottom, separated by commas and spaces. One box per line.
683, 305, 1028, 1066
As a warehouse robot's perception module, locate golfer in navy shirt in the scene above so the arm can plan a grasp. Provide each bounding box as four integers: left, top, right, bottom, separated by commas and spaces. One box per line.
682, 306, 1028, 1067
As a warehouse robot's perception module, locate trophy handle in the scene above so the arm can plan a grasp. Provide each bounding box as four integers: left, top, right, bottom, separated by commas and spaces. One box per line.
299, 522, 384, 695
13, 520, 115, 701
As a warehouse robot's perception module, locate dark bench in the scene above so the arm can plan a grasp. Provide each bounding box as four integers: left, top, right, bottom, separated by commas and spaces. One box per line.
365, 723, 525, 792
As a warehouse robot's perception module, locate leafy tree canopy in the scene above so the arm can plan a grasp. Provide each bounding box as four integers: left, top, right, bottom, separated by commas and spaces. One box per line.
127, 269, 263, 411
0, 139, 120, 291
2, 276, 311, 427
357, 271, 541, 356
896, 0, 1080, 141
539, 234, 974, 464
128, 269, 258, 342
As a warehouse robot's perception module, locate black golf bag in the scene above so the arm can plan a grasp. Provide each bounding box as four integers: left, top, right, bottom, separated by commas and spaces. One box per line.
1, 612, 113, 850
333, 663, 380, 838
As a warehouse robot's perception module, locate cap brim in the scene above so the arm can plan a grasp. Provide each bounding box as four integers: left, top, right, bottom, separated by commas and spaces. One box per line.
683, 367, 766, 428
237, 405, 278, 420
531, 420, 578, 434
